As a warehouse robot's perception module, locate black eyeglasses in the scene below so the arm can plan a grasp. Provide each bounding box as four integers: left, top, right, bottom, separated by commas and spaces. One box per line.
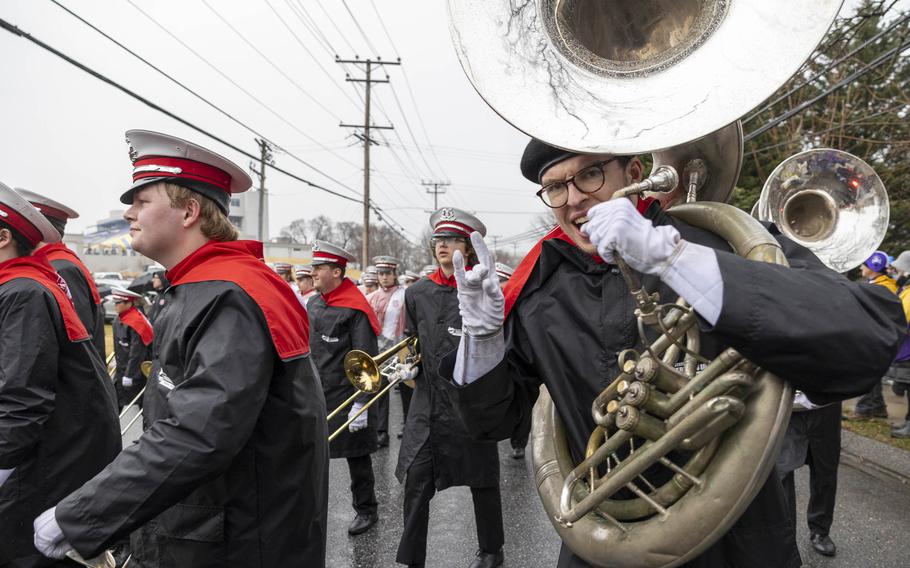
535, 158, 619, 208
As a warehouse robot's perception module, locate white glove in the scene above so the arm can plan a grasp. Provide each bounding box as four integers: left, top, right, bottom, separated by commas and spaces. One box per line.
348, 402, 368, 433
582, 198, 724, 325
0, 467, 13, 488
34, 507, 73, 559
453, 232, 504, 336
581, 198, 681, 274
390, 363, 419, 383
121, 376, 134, 388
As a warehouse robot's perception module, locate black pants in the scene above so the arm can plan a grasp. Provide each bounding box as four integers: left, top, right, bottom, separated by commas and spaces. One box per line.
396, 445, 504, 565
399, 384, 413, 426
376, 381, 390, 435
778, 404, 841, 537
347, 454, 378, 515
854, 381, 887, 415
510, 406, 532, 449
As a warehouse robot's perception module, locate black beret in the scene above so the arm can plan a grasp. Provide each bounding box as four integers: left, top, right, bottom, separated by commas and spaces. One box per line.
520, 139, 580, 184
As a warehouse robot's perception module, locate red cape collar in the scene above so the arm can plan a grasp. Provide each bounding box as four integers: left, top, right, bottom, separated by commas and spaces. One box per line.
35, 243, 102, 305
166, 240, 310, 359
119, 305, 154, 346
502, 197, 655, 317
0, 255, 89, 341
322, 278, 381, 335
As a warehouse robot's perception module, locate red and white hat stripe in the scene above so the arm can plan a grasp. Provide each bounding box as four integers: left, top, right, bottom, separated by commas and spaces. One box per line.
133, 156, 232, 193
312, 252, 349, 266
433, 220, 474, 237
0, 203, 42, 245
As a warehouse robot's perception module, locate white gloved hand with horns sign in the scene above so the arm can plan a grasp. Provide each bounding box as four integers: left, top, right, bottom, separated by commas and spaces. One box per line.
452, 232, 507, 385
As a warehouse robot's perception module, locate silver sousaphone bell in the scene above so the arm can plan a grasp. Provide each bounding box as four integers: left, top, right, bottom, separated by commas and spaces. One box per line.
755, 148, 889, 273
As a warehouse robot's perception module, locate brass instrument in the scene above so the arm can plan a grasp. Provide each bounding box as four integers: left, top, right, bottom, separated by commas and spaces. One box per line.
447, 0, 845, 566
327, 336, 420, 442
755, 148, 889, 273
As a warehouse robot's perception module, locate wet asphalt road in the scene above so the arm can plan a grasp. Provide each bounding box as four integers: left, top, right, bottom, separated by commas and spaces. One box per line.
324, 393, 910, 568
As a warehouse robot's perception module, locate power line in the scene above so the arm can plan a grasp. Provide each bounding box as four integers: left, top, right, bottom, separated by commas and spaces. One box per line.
199, 0, 344, 122
744, 35, 910, 142
340, 0, 379, 55
115, 0, 361, 184
47, 0, 360, 197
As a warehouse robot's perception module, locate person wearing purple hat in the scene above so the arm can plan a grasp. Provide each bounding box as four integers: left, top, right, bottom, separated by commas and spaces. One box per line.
845, 251, 899, 421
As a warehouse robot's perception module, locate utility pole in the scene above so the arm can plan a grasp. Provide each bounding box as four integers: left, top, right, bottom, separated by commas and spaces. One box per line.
249, 138, 273, 242
338, 56, 400, 266
421, 180, 450, 210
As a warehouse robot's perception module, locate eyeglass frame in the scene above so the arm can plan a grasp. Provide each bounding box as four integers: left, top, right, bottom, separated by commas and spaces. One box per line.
535, 157, 620, 209
430, 235, 468, 247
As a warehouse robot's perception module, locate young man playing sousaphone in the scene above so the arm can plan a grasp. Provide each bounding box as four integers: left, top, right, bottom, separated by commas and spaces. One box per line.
0, 183, 120, 567
441, 140, 905, 568
307, 241, 382, 536
33, 130, 328, 567
109, 287, 154, 411
18, 188, 107, 358
395, 207, 504, 568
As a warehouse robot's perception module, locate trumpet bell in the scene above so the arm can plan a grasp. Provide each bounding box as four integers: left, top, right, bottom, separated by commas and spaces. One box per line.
757, 149, 889, 273
447, 0, 842, 154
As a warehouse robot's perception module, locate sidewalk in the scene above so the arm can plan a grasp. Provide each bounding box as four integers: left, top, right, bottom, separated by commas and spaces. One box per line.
842, 387, 910, 486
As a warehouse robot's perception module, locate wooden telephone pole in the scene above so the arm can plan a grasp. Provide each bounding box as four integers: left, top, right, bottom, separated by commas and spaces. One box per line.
337, 56, 400, 266
421, 180, 450, 210
248, 138, 273, 242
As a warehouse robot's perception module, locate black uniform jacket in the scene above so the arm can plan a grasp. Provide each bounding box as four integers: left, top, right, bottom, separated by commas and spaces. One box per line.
49, 256, 106, 359
0, 277, 120, 565
55, 280, 329, 568
395, 276, 500, 489
308, 293, 379, 459
442, 207, 905, 568
112, 312, 149, 382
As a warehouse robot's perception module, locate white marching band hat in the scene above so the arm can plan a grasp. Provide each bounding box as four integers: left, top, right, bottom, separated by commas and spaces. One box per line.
311, 241, 356, 267
121, 129, 253, 214
15, 188, 79, 221
295, 265, 313, 278
110, 286, 143, 303
429, 207, 487, 238
495, 262, 514, 281
0, 182, 61, 245
372, 256, 401, 270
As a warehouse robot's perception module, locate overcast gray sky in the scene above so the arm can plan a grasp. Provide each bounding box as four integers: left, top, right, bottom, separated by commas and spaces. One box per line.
0, 0, 884, 252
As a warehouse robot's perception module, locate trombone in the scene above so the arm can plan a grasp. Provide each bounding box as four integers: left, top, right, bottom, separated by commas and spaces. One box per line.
327, 335, 420, 442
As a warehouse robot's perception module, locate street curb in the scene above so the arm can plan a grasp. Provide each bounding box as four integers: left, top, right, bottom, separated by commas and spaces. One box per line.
840, 429, 910, 486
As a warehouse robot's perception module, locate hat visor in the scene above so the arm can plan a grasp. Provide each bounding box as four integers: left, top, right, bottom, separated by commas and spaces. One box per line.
432, 229, 471, 238
120, 177, 167, 206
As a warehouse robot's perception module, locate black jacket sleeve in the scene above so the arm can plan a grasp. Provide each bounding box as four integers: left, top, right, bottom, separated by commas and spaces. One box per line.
0, 285, 60, 468
124, 327, 145, 380
403, 289, 424, 384
56, 289, 275, 554
440, 319, 542, 442
710, 233, 906, 403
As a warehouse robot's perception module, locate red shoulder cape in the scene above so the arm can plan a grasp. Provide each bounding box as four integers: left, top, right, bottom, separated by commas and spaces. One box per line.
0, 255, 89, 341
503, 197, 655, 317
166, 240, 310, 359
119, 305, 154, 346
35, 243, 102, 305
322, 278, 381, 335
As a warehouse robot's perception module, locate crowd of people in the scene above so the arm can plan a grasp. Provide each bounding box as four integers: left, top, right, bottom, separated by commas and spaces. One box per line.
0, 128, 906, 568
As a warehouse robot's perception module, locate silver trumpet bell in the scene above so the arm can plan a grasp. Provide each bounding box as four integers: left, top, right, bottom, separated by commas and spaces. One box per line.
756, 149, 889, 273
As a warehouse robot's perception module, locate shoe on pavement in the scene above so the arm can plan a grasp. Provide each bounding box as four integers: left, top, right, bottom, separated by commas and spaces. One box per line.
809, 533, 836, 557
378, 432, 390, 447
511, 446, 525, 459
891, 421, 910, 439
468, 549, 504, 568
348, 512, 378, 535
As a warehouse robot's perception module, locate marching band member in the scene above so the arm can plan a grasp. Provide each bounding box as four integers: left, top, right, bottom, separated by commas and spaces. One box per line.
0, 183, 120, 567
146, 270, 169, 323
367, 255, 407, 447
109, 287, 153, 410
494, 262, 513, 285
402, 270, 420, 287
296, 264, 318, 308
396, 208, 504, 568
34, 130, 328, 566
442, 140, 905, 568
308, 241, 382, 536
361, 268, 379, 295
18, 189, 106, 358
